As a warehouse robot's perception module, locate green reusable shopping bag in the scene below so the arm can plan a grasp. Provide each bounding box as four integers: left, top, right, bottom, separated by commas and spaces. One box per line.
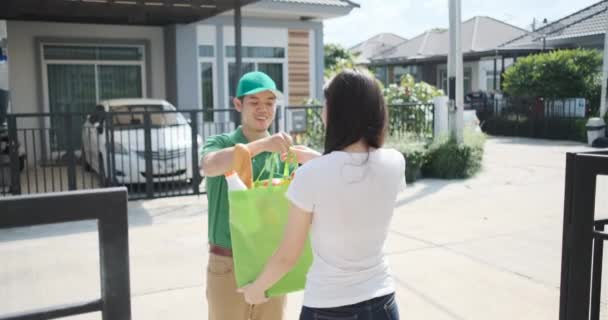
228, 153, 313, 297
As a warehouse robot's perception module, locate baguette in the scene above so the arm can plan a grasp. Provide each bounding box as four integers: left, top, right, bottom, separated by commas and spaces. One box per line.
233, 143, 253, 189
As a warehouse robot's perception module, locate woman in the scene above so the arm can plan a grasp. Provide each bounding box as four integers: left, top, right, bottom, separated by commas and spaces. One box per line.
239, 69, 405, 320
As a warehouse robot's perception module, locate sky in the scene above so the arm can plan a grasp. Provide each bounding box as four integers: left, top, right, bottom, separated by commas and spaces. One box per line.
324, 0, 602, 48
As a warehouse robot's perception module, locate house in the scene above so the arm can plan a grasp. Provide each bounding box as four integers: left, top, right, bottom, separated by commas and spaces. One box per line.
175, 0, 358, 112
500, 0, 607, 51
366, 16, 528, 94
2, 0, 357, 124
0, 0, 357, 170
350, 33, 407, 65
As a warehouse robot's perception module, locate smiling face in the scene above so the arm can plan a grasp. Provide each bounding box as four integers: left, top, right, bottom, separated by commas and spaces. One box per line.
234, 91, 277, 133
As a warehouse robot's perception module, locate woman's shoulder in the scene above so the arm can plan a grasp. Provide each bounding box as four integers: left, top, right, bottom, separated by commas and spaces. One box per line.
377, 148, 405, 163
297, 153, 333, 172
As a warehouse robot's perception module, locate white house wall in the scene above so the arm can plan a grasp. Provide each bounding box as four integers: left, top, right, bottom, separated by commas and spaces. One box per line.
197, 25, 216, 46
223, 26, 287, 47
176, 18, 323, 113
6, 20, 166, 115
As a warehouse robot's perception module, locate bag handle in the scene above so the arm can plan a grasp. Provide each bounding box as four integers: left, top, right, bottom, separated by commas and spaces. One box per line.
254, 151, 297, 185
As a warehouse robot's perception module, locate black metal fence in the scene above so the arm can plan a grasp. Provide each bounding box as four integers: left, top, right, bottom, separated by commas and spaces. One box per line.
482, 97, 591, 142
283, 103, 434, 149
1, 103, 431, 200
559, 151, 608, 320
0, 187, 131, 320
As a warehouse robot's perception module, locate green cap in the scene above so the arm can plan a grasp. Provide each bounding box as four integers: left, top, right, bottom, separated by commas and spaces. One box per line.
236, 71, 283, 100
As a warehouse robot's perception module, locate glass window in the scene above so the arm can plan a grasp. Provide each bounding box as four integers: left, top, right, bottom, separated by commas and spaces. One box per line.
439, 67, 473, 94
258, 63, 284, 92
486, 70, 499, 91
393, 65, 420, 83
201, 62, 214, 122
98, 47, 143, 61
198, 45, 214, 57
98, 65, 143, 100
225, 46, 285, 58
440, 69, 447, 91
201, 62, 214, 108
44, 45, 143, 61
373, 66, 388, 85
464, 68, 472, 94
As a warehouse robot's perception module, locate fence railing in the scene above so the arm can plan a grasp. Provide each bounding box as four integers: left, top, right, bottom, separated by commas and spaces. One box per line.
482, 97, 590, 141
560, 151, 608, 320
1, 103, 431, 200
0, 187, 131, 320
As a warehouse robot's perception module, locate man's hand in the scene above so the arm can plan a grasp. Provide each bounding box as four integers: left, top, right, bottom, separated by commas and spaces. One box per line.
257, 132, 293, 154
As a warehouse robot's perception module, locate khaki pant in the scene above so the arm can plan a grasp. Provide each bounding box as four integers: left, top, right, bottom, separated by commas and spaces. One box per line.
206, 253, 286, 320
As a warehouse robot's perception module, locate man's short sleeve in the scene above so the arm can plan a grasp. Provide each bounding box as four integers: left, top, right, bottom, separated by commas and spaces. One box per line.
200, 134, 231, 159
285, 165, 316, 213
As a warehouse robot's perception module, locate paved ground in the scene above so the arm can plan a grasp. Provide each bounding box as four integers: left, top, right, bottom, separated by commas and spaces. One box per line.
1, 137, 607, 319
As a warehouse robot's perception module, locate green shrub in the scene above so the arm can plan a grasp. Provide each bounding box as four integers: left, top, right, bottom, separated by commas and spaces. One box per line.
383, 74, 444, 105
503, 49, 602, 104
384, 135, 427, 183
422, 131, 486, 179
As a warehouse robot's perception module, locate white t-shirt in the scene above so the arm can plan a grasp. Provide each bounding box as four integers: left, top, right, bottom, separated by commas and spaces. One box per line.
285, 148, 406, 308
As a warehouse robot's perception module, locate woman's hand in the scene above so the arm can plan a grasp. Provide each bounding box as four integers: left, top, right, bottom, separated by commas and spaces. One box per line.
237, 283, 269, 305
282, 145, 321, 164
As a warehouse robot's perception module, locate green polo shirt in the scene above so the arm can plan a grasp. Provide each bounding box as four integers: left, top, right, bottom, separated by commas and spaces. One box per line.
201, 127, 290, 249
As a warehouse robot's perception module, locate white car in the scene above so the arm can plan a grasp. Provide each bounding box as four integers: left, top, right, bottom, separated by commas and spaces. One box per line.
81, 99, 200, 184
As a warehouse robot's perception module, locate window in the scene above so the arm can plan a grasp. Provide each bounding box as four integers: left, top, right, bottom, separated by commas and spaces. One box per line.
373, 66, 388, 85
44, 45, 143, 61
198, 45, 214, 57
225, 46, 285, 58
201, 63, 214, 108
228, 62, 284, 99
258, 63, 284, 94
486, 70, 500, 91
393, 65, 420, 83
224, 45, 286, 107
439, 67, 473, 95
42, 43, 146, 150
200, 62, 215, 122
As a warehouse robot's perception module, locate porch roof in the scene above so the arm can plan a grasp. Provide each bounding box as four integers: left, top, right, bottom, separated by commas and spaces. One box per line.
0, 0, 260, 26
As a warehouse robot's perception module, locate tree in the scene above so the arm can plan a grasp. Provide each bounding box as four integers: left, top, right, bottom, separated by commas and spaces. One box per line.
324, 43, 359, 78
503, 49, 602, 113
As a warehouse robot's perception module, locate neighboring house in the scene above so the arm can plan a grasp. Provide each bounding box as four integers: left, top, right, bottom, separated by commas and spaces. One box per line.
500, 0, 607, 51
368, 16, 528, 95
350, 33, 407, 65
3, 0, 357, 125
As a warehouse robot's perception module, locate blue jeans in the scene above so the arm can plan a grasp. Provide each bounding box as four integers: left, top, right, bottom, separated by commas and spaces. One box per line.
299, 293, 399, 320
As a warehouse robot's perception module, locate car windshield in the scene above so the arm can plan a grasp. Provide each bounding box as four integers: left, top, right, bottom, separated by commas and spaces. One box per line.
111, 105, 187, 127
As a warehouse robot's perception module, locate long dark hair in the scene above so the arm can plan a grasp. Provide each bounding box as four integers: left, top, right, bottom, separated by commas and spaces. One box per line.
323, 69, 387, 155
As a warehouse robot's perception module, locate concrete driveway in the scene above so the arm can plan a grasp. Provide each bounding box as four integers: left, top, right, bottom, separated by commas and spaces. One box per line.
1, 137, 607, 319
